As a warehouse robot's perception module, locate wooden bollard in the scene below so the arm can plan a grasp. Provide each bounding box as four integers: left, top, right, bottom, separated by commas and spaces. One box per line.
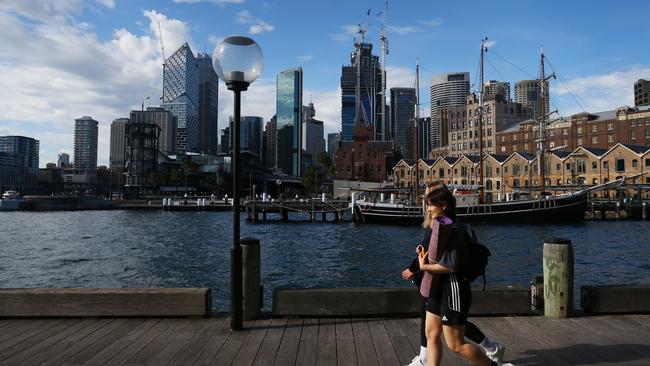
643, 202, 647, 220
543, 238, 574, 318
616, 202, 620, 219
241, 237, 261, 320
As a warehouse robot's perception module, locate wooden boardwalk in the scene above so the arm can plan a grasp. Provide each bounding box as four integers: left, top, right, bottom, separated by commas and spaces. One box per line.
1, 314, 650, 365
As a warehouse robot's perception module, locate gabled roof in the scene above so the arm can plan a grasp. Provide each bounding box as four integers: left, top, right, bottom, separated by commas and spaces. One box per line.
422, 159, 437, 165
580, 146, 609, 157
621, 144, 650, 154
518, 152, 536, 161
443, 156, 459, 165
397, 159, 415, 167
464, 155, 481, 163
550, 150, 571, 159
485, 153, 509, 163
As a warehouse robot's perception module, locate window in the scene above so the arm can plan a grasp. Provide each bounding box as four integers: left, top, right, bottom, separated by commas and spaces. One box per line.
566, 163, 571, 170
592, 136, 598, 144
592, 161, 598, 170
513, 179, 520, 187
616, 158, 625, 172
603, 161, 609, 170
486, 165, 492, 177
496, 167, 500, 174
524, 133, 529, 139
513, 164, 521, 175
461, 166, 468, 177
646, 159, 650, 167
607, 123, 614, 131
592, 125, 598, 133
608, 135, 614, 143
549, 130, 555, 137
563, 129, 568, 136
501, 146, 506, 152
556, 163, 561, 171
549, 141, 555, 148
454, 168, 458, 174
439, 168, 445, 177
496, 181, 501, 190
578, 160, 586, 173
632, 159, 638, 168
504, 166, 508, 173
578, 138, 583, 145
646, 128, 650, 138
577, 127, 583, 134
592, 178, 598, 184
631, 130, 636, 140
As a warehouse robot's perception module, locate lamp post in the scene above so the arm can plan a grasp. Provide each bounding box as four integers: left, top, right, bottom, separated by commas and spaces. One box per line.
213, 35, 264, 331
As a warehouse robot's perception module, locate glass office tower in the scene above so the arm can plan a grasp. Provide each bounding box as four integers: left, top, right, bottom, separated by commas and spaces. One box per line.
276, 67, 303, 176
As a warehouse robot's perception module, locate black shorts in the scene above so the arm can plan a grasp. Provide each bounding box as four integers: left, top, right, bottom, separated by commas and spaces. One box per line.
425, 273, 471, 326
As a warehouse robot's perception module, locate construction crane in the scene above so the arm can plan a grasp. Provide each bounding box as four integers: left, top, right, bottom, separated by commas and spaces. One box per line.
379, 0, 389, 141
157, 19, 166, 102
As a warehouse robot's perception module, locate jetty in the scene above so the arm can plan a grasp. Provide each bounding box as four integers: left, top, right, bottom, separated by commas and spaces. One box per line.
1, 314, 649, 365
245, 198, 352, 223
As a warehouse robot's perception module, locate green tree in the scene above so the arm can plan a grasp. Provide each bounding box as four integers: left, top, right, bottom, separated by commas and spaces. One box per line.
316, 151, 334, 178
302, 166, 324, 194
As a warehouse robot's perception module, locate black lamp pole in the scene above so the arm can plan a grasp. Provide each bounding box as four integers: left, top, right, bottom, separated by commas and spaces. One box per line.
228, 79, 249, 331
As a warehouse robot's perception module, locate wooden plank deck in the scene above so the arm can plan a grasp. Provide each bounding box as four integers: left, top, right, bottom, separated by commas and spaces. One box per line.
1, 315, 649, 365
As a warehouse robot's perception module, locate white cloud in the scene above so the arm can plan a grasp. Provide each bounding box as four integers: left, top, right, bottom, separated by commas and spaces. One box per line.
298, 54, 313, 62
0, 0, 83, 22
208, 35, 223, 45
418, 18, 442, 27
330, 24, 360, 43
236, 10, 274, 35
484, 40, 497, 49
551, 66, 650, 115
95, 0, 116, 8
307, 89, 341, 136
0, 6, 193, 166
387, 26, 418, 35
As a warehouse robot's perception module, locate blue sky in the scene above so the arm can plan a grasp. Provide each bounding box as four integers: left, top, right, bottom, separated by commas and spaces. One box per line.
1, 0, 649, 167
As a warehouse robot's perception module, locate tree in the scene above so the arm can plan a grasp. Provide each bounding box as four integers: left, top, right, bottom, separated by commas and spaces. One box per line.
302, 166, 324, 194
316, 151, 334, 179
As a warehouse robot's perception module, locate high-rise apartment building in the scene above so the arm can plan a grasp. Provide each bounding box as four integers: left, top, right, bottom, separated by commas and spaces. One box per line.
430, 72, 470, 150
390, 88, 416, 158
264, 115, 277, 169
130, 107, 177, 155
635, 79, 650, 107
0, 135, 39, 194
418, 117, 431, 159
276, 67, 303, 176
125, 111, 160, 188
483, 80, 511, 101
197, 53, 219, 154
302, 103, 326, 158
220, 127, 230, 154
340, 42, 385, 141
162, 43, 199, 152
74, 116, 99, 186
515, 79, 549, 120
110, 118, 128, 169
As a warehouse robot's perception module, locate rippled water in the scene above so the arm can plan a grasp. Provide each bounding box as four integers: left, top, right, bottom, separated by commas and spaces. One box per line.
1, 210, 649, 310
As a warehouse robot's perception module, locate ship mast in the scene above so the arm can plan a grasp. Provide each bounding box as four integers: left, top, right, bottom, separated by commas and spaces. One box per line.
478, 38, 487, 203
415, 59, 420, 204
537, 49, 555, 195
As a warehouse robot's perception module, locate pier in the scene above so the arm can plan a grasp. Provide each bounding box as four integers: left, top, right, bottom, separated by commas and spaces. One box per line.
1, 314, 649, 365
245, 199, 352, 223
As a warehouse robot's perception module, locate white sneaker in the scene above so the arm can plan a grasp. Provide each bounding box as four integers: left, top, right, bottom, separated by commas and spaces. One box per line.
496, 362, 514, 366
405, 355, 423, 366
485, 343, 505, 363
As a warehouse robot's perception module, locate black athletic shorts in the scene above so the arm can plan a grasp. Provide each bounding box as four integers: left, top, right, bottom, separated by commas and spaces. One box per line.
425, 273, 471, 326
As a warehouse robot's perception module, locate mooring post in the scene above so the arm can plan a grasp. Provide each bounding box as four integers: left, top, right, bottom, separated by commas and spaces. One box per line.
643, 202, 647, 220
241, 237, 261, 320
616, 201, 621, 219
543, 238, 574, 318
590, 202, 595, 218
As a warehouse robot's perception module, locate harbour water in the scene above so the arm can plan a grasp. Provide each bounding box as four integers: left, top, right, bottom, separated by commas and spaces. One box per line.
1, 210, 649, 311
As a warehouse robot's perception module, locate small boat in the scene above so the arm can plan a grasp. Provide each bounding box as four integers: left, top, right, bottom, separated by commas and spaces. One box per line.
0, 191, 23, 211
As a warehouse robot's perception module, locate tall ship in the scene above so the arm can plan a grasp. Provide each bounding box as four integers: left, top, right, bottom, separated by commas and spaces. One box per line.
352, 42, 638, 224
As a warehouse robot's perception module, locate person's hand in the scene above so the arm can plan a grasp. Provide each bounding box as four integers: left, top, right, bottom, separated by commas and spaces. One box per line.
418, 251, 428, 269
402, 268, 414, 280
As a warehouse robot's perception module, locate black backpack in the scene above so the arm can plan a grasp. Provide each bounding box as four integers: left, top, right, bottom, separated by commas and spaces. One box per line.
458, 223, 491, 289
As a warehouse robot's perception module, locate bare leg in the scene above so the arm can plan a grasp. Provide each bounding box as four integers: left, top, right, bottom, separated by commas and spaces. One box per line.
442, 324, 493, 366
425, 311, 443, 366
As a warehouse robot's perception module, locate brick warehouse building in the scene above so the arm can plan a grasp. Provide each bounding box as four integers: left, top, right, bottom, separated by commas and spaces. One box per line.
335, 124, 399, 182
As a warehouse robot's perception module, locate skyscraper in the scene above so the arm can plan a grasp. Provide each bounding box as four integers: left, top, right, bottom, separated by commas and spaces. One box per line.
57, 153, 70, 168
302, 103, 326, 158
125, 111, 160, 188
390, 88, 416, 158
0, 135, 39, 194
635, 79, 650, 107
515, 79, 549, 120
340, 42, 384, 141
430, 72, 470, 150
276, 67, 303, 176
264, 115, 277, 169
74, 116, 98, 186
327, 133, 341, 162
162, 43, 199, 152
110, 118, 128, 169
483, 80, 511, 101
229, 116, 263, 158
131, 107, 177, 155
197, 53, 219, 154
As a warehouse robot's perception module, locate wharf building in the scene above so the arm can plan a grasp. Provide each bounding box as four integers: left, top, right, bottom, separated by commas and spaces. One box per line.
446, 94, 533, 156
515, 79, 549, 120
390, 88, 416, 159
264, 115, 277, 170
197, 53, 219, 155
496, 105, 650, 156
635, 79, 650, 107
340, 42, 385, 142
109, 118, 128, 169
0, 135, 39, 194
334, 122, 398, 183
430, 72, 470, 151
302, 102, 326, 161
393, 142, 650, 202
70, 116, 98, 191
162, 43, 199, 153
276, 67, 303, 176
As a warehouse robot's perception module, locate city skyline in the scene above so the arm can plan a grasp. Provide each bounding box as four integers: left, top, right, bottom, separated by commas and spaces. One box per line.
1, 0, 649, 167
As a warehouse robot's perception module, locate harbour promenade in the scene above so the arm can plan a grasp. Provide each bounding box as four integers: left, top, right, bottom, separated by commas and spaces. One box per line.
1, 314, 650, 365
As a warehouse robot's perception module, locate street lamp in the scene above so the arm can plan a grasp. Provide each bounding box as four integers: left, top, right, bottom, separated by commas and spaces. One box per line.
212, 35, 263, 331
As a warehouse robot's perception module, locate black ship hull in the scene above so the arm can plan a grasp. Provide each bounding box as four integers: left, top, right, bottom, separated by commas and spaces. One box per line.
356, 192, 587, 225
